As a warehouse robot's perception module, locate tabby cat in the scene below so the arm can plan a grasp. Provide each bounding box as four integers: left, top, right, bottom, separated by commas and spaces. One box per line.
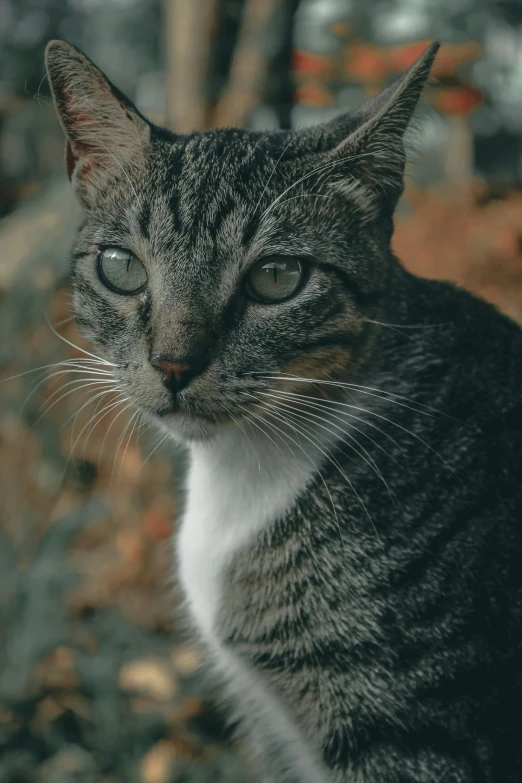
45, 40, 522, 782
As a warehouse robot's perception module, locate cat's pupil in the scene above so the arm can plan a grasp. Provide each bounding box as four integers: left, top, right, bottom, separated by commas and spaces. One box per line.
246, 257, 303, 303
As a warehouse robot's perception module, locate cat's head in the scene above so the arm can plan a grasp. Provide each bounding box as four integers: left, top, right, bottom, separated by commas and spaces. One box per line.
45, 40, 438, 443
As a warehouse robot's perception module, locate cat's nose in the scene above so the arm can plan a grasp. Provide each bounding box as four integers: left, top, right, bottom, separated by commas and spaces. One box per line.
150, 353, 207, 393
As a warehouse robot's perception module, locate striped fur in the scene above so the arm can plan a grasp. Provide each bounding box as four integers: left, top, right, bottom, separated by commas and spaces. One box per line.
45, 40, 522, 782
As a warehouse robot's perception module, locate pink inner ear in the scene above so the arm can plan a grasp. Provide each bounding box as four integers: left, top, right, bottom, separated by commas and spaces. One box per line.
62, 87, 103, 149
65, 140, 94, 183
62, 91, 100, 182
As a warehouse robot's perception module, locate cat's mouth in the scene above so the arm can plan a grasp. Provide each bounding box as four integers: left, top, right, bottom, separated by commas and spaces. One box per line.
152, 403, 232, 443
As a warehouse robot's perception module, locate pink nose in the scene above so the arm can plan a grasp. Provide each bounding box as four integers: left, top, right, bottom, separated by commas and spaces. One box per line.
151, 356, 194, 391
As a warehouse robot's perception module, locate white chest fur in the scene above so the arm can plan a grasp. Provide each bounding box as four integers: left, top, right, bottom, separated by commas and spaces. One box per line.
175, 419, 344, 783
178, 427, 309, 642
176, 420, 340, 644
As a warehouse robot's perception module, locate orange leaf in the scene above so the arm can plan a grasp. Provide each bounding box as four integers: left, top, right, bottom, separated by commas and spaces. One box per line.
435, 86, 482, 115
345, 44, 390, 81
292, 50, 332, 76
389, 40, 432, 71
140, 740, 178, 783
435, 42, 482, 76
294, 84, 335, 107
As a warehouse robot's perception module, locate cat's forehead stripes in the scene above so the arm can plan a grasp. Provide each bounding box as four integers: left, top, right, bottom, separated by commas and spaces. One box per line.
123, 132, 283, 274
167, 131, 265, 232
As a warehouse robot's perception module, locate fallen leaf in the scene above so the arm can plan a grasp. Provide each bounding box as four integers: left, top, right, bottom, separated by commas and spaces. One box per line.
140, 740, 178, 783
171, 646, 201, 676
119, 658, 176, 701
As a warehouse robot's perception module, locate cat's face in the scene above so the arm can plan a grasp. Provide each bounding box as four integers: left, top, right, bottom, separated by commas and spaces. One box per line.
46, 40, 438, 443
69, 129, 391, 442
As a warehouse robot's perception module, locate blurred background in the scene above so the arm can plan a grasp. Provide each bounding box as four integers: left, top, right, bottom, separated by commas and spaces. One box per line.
1, 1, 522, 781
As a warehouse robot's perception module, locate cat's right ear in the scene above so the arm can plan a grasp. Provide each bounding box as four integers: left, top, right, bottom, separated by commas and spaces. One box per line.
45, 40, 150, 206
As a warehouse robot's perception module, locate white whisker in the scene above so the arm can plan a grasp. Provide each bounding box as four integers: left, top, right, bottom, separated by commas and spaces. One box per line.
257, 388, 406, 455
97, 400, 134, 467
142, 431, 170, 465
115, 409, 142, 480
258, 390, 398, 507
241, 393, 346, 545
43, 313, 117, 366
252, 134, 301, 218
263, 386, 455, 477
255, 373, 445, 418
61, 384, 119, 432
70, 393, 124, 459
36, 379, 116, 424
66, 394, 126, 465
260, 151, 376, 222
249, 393, 381, 546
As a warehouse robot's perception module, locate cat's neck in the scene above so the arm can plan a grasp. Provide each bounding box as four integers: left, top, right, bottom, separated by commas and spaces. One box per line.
178, 409, 345, 641
187, 412, 342, 522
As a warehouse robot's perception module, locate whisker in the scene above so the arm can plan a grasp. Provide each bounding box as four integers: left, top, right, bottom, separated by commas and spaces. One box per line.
133, 417, 152, 455
259, 391, 398, 507
218, 400, 262, 471
40, 375, 115, 411
61, 396, 130, 483
36, 379, 116, 425
1, 358, 114, 385
142, 431, 171, 465
264, 387, 456, 478
115, 409, 142, 481
19, 367, 114, 413
365, 319, 448, 330
70, 393, 125, 459
52, 314, 77, 328
43, 313, 117, 366
97, 400, 134, 468
66, 394, 126, 465
255, 373, 443, 418
258, 388, 406, 455
260, 151, 376, 222
241, 394, 346, 545
249, 394, 381, 546
236, 402, 296, 472
260, 388, 396, 462
263, 192, 335, 212
252, 134, 301, 218
70, 383, 112, 449
60, 384, 119, 432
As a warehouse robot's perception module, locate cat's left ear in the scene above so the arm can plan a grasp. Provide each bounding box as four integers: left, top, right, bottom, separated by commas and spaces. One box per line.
45, 40, 150, 205
320, 42, 440, 211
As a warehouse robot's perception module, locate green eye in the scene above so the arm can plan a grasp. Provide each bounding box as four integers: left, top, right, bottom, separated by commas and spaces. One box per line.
98, 247, 147, 294
246, 256, 304, 303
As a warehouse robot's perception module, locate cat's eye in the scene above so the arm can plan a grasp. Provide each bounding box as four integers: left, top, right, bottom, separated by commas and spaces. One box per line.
98, 247, 147, 294
245, 256, 304, 303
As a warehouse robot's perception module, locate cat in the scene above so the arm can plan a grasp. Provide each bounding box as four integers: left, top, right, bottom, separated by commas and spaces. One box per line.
45, 39, 522, 782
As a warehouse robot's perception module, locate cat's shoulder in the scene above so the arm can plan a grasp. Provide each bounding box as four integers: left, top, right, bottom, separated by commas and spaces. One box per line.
394, 271, 522, 421
404, 273, 522, 356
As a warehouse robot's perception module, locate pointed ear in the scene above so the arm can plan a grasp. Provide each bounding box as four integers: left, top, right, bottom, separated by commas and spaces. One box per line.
322, 42, 440, 212
45, 40, 150, 205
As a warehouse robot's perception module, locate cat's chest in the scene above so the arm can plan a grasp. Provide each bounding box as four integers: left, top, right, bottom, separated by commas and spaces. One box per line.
176, 433, 319, 645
